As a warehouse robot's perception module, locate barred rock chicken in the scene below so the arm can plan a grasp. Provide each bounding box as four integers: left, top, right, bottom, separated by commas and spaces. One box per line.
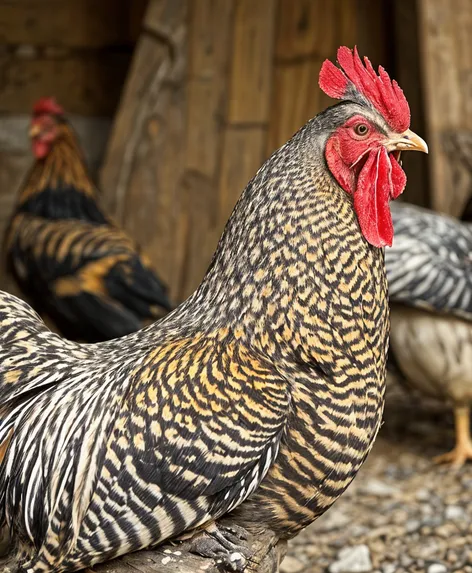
387, 202, 472, 467
0, 47, 427, 572
5, 97, 171, 342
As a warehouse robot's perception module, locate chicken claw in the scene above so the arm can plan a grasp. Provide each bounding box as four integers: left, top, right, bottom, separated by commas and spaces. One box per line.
188, 522, 251, 572
434, 444, 472, 469
434, 407, 472, 469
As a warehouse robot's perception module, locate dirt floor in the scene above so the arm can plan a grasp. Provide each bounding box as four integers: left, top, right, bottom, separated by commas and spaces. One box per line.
282, 384, 472, 573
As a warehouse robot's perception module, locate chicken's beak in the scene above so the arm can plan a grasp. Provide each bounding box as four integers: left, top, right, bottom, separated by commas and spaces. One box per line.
29, 124, 41, 139
386, 129, 428, 154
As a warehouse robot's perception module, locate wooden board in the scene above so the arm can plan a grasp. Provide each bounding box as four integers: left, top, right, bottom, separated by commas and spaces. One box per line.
418, 0, 472, 215
275, 0, 337, 61
227, 0, 276, 124
0, 0, 147, 48
180, 0, 235, 296
101, 0, 278, 301
392, 0, 429, 208
267, 57, 329, 153
218, 126, 267, 225
268, 0, 378, 156
0, 52, 131, 115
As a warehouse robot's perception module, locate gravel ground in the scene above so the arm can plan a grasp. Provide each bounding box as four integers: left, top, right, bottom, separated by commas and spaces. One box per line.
283, 384, 472, 573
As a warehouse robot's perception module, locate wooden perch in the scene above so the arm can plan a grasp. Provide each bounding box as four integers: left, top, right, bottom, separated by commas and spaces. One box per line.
93, 523, 285, 573
0, 521, 286, 573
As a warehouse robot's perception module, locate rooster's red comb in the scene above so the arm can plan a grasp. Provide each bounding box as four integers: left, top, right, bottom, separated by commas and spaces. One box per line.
32, 97, 64, 117
319, 46, 410, 133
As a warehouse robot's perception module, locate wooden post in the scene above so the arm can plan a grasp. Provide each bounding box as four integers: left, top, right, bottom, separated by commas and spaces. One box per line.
418, 0, 472, 215
391, 0, 430, 208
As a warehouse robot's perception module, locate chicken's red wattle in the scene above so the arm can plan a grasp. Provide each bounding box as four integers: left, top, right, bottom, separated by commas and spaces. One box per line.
354, 148, 407, 248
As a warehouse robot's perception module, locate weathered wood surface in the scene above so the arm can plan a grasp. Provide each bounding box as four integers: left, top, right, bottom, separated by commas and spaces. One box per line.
100, 0, 189, 301
100, 0, 391, 302
268, 0, 386, 153
0, 52, 132, 115
95, 527, 285, 573
0, 0, 147, 48
418, 0, 472, 215
391, 0, 430, 208
0, 524, 286, 573
100, 0, 278, 301
0, 0, 145, 115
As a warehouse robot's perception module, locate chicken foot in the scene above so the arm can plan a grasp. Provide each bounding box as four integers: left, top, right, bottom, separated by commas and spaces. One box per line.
434, 406, 472, 468
186, 521, 251, 572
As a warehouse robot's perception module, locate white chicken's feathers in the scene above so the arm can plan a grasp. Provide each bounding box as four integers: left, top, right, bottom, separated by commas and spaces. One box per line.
387, 202, 472, 320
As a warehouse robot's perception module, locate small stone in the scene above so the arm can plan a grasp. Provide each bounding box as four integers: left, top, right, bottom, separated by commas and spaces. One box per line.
391, 510, 409, 525
435, 524, 456, 538
461, 478, 472, 490
315, 508, 350, 531
422, 515, 442, 527
445, 505, 465, 521
329, 545, 373, 573
416, 488, 431, 502
421, 504, 434, 516
361, 479, 399, 497
280, 555, 305, 573
406, 520, 421, 533
350, 525, 370, 537
382, 565, 396, 573
400, 554, 413, 567
446, 550, 458, 564
427, 564, 447, 573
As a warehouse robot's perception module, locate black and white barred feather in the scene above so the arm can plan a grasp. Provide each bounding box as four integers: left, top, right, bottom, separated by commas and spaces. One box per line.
386, 202, 472, 319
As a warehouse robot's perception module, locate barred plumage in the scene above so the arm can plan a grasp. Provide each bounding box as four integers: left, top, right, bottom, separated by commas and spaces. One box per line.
5, 103, 171, 342
0, 49, 426, 571
387, 202, 472, 319
387, 202, 472, 466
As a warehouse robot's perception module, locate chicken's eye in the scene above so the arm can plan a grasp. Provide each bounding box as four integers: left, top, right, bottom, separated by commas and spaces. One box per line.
354, 124, 369, 136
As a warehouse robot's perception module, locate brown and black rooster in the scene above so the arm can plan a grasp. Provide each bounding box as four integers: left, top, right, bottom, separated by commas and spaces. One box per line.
0, 47, 427, 572
5, 98, 172, 342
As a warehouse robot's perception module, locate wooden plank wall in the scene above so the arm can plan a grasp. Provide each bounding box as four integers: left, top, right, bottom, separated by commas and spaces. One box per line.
101, 0, 391, 303
0, 0, 147, 293
418, 0, 472, 216
391, 0, 429, 208
0, 0, 147, 114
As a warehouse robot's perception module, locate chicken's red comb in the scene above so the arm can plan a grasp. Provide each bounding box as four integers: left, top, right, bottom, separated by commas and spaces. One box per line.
32, 97, 64, 117
319, 46, 410, 133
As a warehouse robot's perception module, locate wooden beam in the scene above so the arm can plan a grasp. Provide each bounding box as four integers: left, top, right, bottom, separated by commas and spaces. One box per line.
418, 0, 472, 215
0, 52, 131, 115
99, 0, 188, 301
179, 0, 235, 297
391, 0, 429, 207
218, 0, 276, 228
267, 57, 326, 154
227, 0, 277, 125
0, 0, 147, 48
